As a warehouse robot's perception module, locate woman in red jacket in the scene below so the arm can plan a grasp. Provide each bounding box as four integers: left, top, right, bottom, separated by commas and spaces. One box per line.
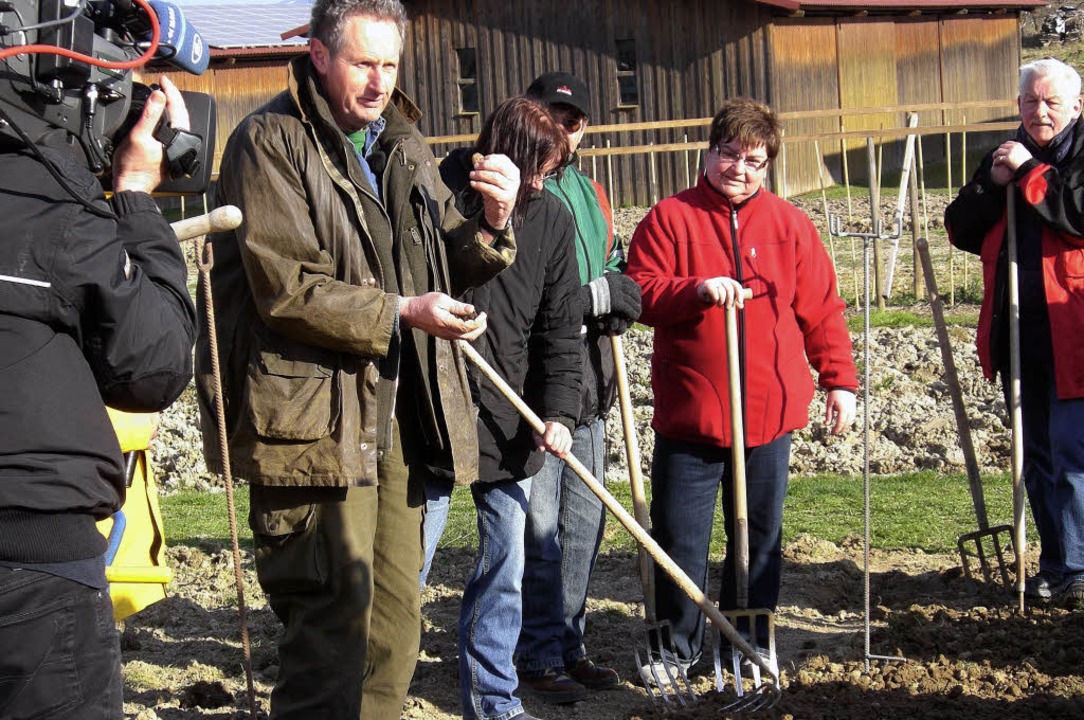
626, 97, 857, 674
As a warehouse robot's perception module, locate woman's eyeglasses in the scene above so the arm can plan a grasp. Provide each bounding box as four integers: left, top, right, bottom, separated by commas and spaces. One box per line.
713, 145, 770, 172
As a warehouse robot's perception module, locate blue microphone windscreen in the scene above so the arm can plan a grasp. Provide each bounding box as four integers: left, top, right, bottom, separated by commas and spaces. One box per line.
148, 0, 210, 75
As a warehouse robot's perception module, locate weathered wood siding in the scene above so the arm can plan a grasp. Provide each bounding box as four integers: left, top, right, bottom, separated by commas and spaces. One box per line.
400, 0, 773, 206
766, 13, 1019, 197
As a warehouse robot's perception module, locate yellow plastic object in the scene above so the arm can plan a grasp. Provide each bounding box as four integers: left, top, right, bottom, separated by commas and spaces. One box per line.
96, 409, 172, 622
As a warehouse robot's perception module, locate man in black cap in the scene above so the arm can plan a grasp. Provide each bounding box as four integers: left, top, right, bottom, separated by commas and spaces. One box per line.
516, 71, 642, 703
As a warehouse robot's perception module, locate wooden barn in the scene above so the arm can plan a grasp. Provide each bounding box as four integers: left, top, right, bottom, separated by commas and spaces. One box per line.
153, 0, 1046, 205
398, 0, 1046, 204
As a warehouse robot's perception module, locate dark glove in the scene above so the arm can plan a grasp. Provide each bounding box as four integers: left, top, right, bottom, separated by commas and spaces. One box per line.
592, 314, 633, 336
580, 273, 642, 321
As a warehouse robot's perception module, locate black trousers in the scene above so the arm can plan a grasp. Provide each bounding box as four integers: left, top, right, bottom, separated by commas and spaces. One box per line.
0, 566, 122, 719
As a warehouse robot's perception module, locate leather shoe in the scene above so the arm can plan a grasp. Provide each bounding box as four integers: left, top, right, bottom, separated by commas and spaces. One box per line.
520, 668, 587, 705
566, 657, 620, 689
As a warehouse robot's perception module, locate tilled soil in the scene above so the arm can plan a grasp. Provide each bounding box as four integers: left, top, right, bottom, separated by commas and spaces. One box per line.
121, 536, 1084, 720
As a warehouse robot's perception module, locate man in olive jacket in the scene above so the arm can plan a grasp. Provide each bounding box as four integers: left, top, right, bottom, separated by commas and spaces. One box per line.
195, 1, 519, 718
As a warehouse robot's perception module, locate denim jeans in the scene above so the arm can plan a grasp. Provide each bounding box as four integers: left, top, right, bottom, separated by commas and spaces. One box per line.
517, 418, 606, 673
0, 566, 122, 720
420, 474, 454, 589
1002, 359, 1084, 579
459, 478, 532, 720
650, 432, 791, 663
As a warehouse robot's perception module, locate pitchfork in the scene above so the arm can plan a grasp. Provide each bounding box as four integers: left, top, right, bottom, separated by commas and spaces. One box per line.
457, 339, 781, 712
611, 335, 696, 706
711, 299, 778, 698
916, 237, 1014, 586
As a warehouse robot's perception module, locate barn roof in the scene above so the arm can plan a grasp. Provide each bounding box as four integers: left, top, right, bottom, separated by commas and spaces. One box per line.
755, 0, 1046, 12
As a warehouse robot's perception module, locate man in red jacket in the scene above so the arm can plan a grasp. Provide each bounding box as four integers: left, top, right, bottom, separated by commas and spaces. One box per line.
946, 57, 1084, 607
626, 97, 857, 674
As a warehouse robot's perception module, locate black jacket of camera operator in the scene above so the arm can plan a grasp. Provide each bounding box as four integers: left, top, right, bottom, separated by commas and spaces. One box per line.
0, 134, 197, 565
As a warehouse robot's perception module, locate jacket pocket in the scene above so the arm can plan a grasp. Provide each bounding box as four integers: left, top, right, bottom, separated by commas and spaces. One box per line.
249, 495, 326, 596
246, 351, 340, 441
1056, 243, 1084, 283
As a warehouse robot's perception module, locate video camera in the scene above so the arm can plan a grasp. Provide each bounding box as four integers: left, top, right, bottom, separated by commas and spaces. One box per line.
0, 0, 216, 194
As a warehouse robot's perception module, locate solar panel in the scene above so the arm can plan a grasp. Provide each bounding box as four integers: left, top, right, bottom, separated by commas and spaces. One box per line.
178, 2, 314, 48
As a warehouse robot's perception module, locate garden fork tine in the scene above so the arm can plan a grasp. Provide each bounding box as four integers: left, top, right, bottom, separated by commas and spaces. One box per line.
633, 625, 696, 707
611, 336, 694, 705
712, 297, 778, 698
458, 339, 782, 711
916, 237, 1014, 586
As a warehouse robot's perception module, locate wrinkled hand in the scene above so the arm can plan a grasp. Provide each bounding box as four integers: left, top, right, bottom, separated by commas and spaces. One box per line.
399, 292, 487, 340
990, 140, 1031, 186
697, 276, 746, 309
113, 76, 191, 194
534, 421, 572, 458
825, 389, 856, 435
471, 153, 520, 232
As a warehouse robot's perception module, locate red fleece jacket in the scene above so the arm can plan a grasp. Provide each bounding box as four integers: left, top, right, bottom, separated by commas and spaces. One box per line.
626, 178, 857, 448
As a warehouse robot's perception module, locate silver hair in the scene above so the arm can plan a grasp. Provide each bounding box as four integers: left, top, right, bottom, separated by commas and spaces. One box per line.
310, 0, 408, 56
1019, 58, 1082, 99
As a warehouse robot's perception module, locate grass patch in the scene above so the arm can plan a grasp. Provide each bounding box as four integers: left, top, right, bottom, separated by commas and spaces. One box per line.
163, 486, 252, 551
162, 471, 1034, 559
845, 308, 978, 333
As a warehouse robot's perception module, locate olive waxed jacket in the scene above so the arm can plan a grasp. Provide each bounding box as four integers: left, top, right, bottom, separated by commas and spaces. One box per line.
195, 55, 515, 486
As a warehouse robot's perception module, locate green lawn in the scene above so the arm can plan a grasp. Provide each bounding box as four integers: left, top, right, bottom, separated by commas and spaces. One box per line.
161, 470, 1032, 558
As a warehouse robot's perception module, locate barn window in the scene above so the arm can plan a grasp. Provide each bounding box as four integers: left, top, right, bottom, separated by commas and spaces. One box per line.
615, 39, 639, 107
456, 47, 480, 115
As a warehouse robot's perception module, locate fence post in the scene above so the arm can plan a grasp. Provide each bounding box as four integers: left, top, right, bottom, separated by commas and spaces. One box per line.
683, 133, 691, 190
606, 139, 615, 208
649, 149, 658, 207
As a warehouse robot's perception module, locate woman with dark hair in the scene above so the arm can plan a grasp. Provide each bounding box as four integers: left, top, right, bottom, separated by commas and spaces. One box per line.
422, 97, 584, 720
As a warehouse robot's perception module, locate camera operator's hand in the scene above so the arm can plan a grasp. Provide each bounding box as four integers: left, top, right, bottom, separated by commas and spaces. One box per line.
112, 76, 191, 194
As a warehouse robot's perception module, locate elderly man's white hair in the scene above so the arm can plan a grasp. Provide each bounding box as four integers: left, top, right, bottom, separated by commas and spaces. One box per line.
1019, 58, 1082, 99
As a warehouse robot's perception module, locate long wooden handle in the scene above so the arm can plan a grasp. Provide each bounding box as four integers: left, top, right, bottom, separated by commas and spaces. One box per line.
611, 334, 655, 621
170, 205, 243, 242
915, 237, 989, 529
1006, 187, 1027, 610
457, 338, 777, 681
726, 301, 749, 611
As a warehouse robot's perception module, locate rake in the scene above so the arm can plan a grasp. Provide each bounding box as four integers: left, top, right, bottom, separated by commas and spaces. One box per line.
458, 339, 781, 712
710, 300, 778, 699
916, 237, 1014, 586
611, 335, 696, 707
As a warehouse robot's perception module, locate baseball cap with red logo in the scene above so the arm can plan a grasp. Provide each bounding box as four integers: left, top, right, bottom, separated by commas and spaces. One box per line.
525, 71, 591, 118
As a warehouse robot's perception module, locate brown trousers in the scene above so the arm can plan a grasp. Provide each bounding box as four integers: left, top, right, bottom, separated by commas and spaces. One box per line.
249, 438, 423, 720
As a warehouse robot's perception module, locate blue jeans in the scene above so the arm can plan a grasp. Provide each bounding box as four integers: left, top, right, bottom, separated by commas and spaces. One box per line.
459, 478, 532, 720
517, 418, 606, 673
0, 567, 122, 720
1004, 360, 1084, 579
650, 432, 791, 663
420, 475, 453, 589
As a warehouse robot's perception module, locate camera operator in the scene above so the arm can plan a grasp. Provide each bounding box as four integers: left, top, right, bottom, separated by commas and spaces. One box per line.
0, 76, 196, 720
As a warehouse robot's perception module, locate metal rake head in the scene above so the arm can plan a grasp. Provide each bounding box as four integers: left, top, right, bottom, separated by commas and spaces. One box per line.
634, 621, 697, 707
710, 609, 781, 711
